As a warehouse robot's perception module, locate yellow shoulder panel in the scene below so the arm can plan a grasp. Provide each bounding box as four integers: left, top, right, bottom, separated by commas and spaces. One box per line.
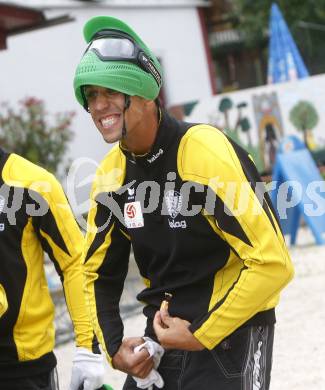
2, 153, 66, 213
177, 125, 247, 186
3, 153, 83, 259
92, 144, 126, 198
2, 153, 54, 190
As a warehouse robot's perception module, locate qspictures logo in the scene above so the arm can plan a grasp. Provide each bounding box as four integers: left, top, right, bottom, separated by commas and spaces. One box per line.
0, 195, 4, 213
0, 195, 5, 232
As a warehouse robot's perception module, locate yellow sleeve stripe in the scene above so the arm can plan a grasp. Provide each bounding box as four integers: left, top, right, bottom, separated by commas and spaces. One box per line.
84, 223, 115, 364
39, 230, 70, 267
0, 284, 8, 318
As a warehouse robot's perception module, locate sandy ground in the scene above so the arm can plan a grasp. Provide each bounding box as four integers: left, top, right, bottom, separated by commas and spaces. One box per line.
55, 228, 325, 389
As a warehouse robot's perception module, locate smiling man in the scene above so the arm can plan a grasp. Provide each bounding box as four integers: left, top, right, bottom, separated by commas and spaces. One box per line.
74, 16, 294, 390
83, 86, 157, 154
84, 87, 125, 143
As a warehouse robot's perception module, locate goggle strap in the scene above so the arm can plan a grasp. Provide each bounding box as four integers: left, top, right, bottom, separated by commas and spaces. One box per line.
124, 94, 131, 110
87, 31, 162, 87
92, 29, 132, 41
122, 94, 130, 138
138, 52, 162, 87
81, 86, 90, 112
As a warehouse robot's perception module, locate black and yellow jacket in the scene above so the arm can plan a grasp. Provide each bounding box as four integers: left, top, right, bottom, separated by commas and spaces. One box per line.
0, 284, 7, 318
0, 149, 94, 379
84, 111, 294, 362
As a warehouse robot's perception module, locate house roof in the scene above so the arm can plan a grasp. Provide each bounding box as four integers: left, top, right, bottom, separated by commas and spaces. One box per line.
0, 2, 74, 50
1, 0, 210, 9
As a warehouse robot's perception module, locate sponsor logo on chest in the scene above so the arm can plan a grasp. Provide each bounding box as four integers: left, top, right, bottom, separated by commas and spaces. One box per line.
147, 148, 164, 164
127, 187, 135, 200
124, 201, 144, 229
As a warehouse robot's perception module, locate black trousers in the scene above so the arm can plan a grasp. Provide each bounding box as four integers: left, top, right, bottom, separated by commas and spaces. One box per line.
123, 325, 274, 390
0, 368, 59, 390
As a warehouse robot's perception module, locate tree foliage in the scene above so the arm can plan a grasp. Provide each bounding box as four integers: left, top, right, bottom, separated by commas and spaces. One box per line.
289, 100, 319, 131
230, 0, 325, 47
0, 97, 74, 175
219, 97, 233, 112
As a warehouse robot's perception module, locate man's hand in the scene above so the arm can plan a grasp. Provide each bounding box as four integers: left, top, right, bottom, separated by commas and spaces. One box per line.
69, 347, 105, 390
153, 309, 205, 351
112, 337, 154, 378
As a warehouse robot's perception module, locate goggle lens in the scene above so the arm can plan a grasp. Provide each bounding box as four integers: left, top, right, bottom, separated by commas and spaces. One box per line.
88, 37, 135, 58
84, 32, 162, 87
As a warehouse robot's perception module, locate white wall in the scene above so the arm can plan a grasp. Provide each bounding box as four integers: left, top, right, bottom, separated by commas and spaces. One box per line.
0, 5, 212, 214
4, 0, 209, 7
186, 73, 325, 172
0, 6, 212, 164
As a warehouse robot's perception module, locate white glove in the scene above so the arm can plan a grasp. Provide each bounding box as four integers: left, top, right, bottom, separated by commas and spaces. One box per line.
69, 347, 105, 390
133, 337, 164, 389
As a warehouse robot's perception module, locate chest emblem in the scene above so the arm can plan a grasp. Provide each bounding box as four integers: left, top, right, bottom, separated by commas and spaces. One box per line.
164, 190, 183, 219
164, 190, 187, 229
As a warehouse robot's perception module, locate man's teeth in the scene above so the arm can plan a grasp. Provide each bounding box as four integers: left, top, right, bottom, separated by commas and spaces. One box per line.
101, 116, 117, 127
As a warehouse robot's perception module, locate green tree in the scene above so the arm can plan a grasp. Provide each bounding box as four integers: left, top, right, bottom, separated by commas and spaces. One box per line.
218, 97, 233, 131
230, 0, 325, 47
239, 117, 252, 146
234, 102, 247, 136
289, 100, 319, 148
0, 97, 74, 175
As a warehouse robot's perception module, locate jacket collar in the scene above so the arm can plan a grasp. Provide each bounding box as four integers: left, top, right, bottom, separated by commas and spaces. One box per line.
120, 109, 179, 167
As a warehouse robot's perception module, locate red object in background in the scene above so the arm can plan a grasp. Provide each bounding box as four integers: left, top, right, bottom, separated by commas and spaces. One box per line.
197, 7, 217, 95
0, 3, 73, 50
